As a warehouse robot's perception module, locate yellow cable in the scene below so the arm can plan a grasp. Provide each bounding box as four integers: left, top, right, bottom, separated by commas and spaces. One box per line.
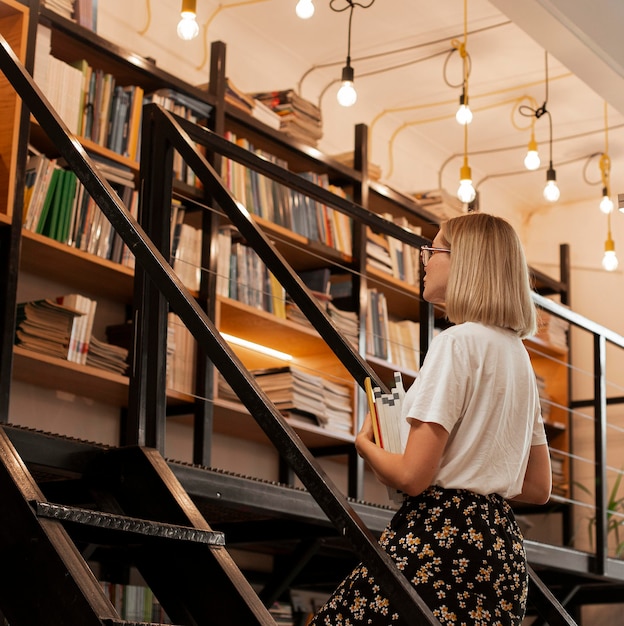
600, 101, 611, 190
138, 0, 152, 35
385, 94, 553, 179
370, 71, 571, 157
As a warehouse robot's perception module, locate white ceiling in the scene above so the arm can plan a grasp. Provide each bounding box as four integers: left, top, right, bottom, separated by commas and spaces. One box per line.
220, 0, 624, 224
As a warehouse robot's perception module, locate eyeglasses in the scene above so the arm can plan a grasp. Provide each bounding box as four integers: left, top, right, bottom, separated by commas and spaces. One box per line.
420, 246, 451, 267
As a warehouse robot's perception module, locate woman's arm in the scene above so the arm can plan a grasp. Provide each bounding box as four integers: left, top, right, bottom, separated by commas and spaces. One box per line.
355, 414, 448, 496
509, 443, 552, 504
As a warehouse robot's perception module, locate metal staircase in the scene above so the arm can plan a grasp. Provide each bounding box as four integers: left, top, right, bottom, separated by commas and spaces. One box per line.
0, 32, 588, 625
0, 426, 273, 625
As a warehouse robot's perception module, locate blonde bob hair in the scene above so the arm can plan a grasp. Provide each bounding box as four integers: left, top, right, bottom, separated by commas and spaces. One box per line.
440, 213, 537, 339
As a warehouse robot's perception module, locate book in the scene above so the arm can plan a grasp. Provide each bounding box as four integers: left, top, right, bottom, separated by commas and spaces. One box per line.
366, 372, 408, 503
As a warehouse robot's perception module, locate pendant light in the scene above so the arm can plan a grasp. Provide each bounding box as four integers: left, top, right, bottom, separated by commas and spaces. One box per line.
457, 123, 476, 203
599, 104, 613, 214
295, 0, 315, 19
454, 0, 472, 126
336, 1, 358, 107
332, 0, 374, 107
177, 0, 199, 40
524, 128, 540, 171
602, 211, 618, 271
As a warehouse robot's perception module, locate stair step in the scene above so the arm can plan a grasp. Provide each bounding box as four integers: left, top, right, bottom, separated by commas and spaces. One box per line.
31, 500, 225, 546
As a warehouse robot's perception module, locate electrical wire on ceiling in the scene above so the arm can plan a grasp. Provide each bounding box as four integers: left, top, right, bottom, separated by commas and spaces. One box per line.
297, 20, 512, 97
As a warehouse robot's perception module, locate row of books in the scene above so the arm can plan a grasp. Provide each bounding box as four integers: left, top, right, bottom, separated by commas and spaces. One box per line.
171, 205, 202, 292
167, 313, 198, 396
100, 582, 171, 624
23, 149, 138, 268
366, 214, 422, 286
15, 295, 129, 375
221, 131, 352, 255
35, 25, 143, 159
34, 25, 212, 171
218, 365, 353, 433
366, 289, 421, 371
215, 226, 286, 317
145, 89, 213, 187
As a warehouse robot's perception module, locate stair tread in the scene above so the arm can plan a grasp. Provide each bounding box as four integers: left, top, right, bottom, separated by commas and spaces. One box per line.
32, 500, 225, 546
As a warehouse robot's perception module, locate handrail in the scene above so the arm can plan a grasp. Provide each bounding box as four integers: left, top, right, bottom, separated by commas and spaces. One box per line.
0, 34, 579, 624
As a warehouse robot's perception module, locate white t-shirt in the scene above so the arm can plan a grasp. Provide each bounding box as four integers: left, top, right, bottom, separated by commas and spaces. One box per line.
401, 322, 547, 499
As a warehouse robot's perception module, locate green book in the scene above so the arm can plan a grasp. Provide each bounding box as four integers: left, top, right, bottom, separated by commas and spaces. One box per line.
56, 171, 78, 243
35, 167, 61, 236
46, 169, 68, 241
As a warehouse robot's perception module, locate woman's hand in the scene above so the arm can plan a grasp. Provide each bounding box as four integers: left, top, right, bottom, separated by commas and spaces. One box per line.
355, 413, 376, 455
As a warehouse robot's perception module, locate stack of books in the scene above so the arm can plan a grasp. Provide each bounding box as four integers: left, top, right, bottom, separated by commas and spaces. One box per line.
252, 90, 323, 146
86, 335, 128, 375
218, 366, 353, 433
15, 298, 85, 360
536, 309, 569, 350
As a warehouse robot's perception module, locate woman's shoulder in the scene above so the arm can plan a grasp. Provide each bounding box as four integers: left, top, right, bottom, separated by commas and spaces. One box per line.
439, 322, 519, 345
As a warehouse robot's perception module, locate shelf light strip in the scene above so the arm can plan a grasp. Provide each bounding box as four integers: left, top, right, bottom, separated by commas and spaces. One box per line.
221, 333, 293, 361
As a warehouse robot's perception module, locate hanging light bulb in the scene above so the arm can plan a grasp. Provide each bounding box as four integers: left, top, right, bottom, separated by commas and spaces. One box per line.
456, 91, 472, 125
600, 187, 614, 214
524, 132, 540, 170
456, 113, 475, 204
177, 0, 199, 40
599, 150, 613, 213
337, 61, 357, 107
602, 232, 618, 271
457, 160, 476, 203
543, 165, 560, 202
295, 0, 315, 18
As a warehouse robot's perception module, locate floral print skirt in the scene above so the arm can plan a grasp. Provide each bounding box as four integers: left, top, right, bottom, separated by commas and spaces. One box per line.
309, 486, 528, 625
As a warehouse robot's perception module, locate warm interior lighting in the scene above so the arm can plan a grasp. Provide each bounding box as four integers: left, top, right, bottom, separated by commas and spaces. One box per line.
457, 160, 476, 203
599, 119, 613, 213
221, 333, 293, 361
456, 121, 475, 204
602, 221, 618, 271
177, 0, 199, 40
455, 91, 472, 125
543, 165, 560, 202
524, 132, 540, 170
600, 188, 614, 214
333, 0, 373, 107
295, 0, 315, 19
337, 61, 357, 107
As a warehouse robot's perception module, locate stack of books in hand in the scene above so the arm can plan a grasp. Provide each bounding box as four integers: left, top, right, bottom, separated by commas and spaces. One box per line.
366, 372, 408, 503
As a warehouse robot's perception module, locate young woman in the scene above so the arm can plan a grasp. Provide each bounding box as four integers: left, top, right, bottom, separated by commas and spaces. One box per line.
310, 212, 552, 625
